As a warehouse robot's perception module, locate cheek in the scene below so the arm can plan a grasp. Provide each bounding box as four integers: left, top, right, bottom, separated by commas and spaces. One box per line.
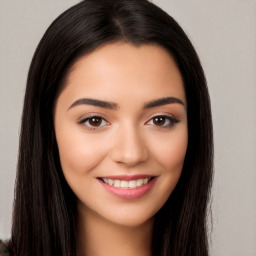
150, 128, 188, 172
160, 141, 187, 171
56, 128, 108, 176
150, 129, 188, 209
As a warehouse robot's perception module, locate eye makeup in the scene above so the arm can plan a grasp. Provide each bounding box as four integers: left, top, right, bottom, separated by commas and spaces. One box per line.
77, 113, 180, 131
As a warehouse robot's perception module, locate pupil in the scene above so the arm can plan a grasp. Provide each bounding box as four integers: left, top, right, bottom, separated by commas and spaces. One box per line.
153, 117, 165, 126
89, 117, 101, 126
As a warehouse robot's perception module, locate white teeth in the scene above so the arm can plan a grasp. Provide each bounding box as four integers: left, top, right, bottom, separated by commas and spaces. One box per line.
128, 180, 137, 188
114, 180, 120, 187
136, 179, 144, 187
102, 177, 152, 188
144, 178, 149, 184
120, 180, 129, 188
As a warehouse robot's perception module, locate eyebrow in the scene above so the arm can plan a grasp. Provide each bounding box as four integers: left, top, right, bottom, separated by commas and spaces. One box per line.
68, 98, 118, 110
68, 96, 185, 111
143, 97, 185, 108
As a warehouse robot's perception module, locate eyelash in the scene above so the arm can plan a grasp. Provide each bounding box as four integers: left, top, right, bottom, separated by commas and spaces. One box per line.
146, 115, 179, 128
78, 115, 109, 130
78, 115, 179, 130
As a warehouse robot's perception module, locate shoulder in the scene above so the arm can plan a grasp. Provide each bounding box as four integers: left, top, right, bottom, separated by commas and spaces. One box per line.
0, 240, 10, 256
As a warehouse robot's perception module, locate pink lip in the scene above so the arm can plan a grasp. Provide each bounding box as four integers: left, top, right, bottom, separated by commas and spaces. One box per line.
98, 176, 157, 200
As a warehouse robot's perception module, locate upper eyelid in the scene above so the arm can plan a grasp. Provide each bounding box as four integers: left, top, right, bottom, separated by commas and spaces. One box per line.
78, 113, 108, 123
147, 115, 178, 122
146, 113, 178, 122
79, 116, 106, 123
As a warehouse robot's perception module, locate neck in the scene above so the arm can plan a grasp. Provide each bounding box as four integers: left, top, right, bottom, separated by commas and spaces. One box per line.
77, 207, 153, 256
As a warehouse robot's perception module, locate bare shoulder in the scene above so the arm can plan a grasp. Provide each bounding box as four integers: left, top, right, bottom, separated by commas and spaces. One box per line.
0, 240, 10, 256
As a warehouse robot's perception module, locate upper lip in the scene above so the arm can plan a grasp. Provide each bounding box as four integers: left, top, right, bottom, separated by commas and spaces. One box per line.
98, 174, 156, 181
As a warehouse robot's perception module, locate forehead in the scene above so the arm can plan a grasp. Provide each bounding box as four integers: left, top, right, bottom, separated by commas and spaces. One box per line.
58, 42, 186, 107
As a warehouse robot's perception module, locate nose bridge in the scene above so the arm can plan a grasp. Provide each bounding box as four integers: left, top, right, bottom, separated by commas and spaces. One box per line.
110, 121, 148, 166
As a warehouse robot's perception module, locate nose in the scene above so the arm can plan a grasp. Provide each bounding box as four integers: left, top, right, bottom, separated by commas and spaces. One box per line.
110, 124, 149, 167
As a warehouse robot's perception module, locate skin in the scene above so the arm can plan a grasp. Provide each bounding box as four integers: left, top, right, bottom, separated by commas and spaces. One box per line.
54, 42, 188, 256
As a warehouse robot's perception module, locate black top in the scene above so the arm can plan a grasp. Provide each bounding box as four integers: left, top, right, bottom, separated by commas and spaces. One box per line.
0, 240, 9, 256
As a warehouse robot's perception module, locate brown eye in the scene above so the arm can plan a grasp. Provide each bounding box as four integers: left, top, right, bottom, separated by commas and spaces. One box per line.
148, 115, 178, 128
153, 116, 166, 126
88, 117, 102, 127
79, 116, 108, 129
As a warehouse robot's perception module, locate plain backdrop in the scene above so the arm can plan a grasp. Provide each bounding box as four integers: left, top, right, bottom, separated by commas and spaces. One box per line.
0, 1, 255, 255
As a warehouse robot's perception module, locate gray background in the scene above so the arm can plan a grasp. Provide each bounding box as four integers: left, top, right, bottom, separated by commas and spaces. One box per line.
0, 1, 255, 255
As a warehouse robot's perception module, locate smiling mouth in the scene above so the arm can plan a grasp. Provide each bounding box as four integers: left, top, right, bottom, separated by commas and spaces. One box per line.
98, 176, 157, 199
99, 177, 155, 189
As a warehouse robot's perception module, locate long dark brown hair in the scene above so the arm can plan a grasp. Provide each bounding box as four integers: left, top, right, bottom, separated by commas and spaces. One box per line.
10, 0, 213, 255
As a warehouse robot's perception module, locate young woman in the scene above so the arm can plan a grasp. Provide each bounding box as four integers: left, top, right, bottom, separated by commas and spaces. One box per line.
1, 0, 213, 255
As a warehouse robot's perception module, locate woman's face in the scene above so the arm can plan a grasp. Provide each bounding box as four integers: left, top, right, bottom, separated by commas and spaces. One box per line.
54, 42, 188, 227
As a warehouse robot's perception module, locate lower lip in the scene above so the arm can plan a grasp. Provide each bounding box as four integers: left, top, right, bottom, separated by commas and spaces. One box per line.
99, 178, 157, 200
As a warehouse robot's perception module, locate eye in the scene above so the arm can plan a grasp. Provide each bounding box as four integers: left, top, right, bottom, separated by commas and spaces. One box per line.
147, 115, 178, 128
79, 116, 109, 129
